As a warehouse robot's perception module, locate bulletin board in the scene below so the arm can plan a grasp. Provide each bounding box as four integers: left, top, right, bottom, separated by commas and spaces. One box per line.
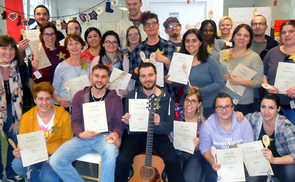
228, 7, 272, 36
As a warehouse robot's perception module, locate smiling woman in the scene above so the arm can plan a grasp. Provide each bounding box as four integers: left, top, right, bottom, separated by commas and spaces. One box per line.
31, 22, 69, 84
219, 24, 263, 115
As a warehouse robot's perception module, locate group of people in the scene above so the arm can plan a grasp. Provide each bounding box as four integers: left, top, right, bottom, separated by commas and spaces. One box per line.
0, 0, 294, 182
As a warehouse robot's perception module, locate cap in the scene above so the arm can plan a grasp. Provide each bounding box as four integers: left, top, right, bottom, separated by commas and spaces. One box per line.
163, 17, 180, 29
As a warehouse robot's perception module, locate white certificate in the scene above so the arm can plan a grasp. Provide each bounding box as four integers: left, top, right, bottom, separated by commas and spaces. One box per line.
23, 29, 40, 41
109, 68, 131, 90
37, 43, 52, 70
226, 63, 257, 96
168, 52, 193, 85
17, 131, 48, 167
216, 147, 245, 182
173, 121, 197, 154
82, 101, 108, 133
155, 62, 164, 87
238, 141, 273, 176
274, 62, 295, 94
129, 99, 149, 132
68, 75, 90, 97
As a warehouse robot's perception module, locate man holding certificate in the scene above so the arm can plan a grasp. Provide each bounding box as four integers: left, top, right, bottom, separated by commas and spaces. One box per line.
129, 11, 178, 102
50, 64, 124, 182
115, 62, 183, 182
12, 82, 73, 182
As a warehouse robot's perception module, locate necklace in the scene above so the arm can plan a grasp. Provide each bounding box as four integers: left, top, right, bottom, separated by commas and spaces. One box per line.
91, 90, 106, 102
69, 58, 82, 77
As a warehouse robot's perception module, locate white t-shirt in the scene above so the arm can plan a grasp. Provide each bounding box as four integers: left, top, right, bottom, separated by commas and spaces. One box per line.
37, 108, 55, 142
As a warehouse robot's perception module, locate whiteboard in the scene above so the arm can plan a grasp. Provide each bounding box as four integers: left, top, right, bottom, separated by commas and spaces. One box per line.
228, 7, 272, 36
150, 2, 206, 41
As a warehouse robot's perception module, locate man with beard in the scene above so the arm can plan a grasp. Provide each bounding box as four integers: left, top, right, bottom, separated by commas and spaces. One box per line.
115, 62, 184, 182
19, 5, 64, 52
129, 11, 178, 102
116, 0, 147, 48
50, 64, 124, 182
163, 17, 182, 51
250, 15, 278, 111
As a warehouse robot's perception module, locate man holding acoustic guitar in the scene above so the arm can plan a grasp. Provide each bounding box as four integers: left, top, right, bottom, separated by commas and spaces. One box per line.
115, 62, 184, 182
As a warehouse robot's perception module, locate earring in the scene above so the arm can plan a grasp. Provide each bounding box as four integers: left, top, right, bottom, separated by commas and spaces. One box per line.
197, 107, 200, 113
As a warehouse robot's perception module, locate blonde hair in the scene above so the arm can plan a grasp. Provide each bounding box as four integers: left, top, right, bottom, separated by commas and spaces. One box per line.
219, 16, 233, 28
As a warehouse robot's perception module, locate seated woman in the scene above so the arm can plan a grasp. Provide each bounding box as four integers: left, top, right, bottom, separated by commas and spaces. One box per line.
52, 34, 88, 111
199, 92, 253, 182
244, 93, 295, 182
81, 27, 102, 63
11, 82, 73, 182
199, 20, 226, 59
32, 22, 69, 83
170, 88, 205, 182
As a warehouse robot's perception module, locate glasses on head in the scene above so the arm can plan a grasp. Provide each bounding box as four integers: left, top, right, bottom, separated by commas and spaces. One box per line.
145, 22, 158, 28
43, 33, 56, 38
184, 98, 198, 105
251, 22, 266, 27
167, 24, 180, 29
128, 33, 139, 37
215, 105, 233, 111
104, 40, 118, 46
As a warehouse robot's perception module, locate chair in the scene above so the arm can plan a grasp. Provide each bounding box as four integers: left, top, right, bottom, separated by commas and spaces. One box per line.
76, 152, 102, 182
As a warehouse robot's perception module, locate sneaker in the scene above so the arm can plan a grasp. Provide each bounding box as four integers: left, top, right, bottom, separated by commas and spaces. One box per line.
6, 175, 25, 182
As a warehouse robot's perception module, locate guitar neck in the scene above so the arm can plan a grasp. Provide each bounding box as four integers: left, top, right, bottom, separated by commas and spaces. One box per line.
145, 114, 154, 167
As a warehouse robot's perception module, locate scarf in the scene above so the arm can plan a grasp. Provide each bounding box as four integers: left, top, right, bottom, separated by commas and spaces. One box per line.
0, 59, 23, 133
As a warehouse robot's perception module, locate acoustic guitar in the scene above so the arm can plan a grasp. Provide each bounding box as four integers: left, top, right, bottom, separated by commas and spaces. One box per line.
129, 94, 166, 182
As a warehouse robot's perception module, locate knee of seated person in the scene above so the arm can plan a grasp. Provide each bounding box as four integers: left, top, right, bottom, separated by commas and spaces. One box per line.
282, 164, 295, 181
11, 158, 24, 173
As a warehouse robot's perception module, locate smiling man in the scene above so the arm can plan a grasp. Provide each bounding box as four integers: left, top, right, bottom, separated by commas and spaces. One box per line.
116, 0, 147, 48
115, 62, 183, 182
129, 11, 178, 102
163, 17, 182, 51
50, 64, 124, 182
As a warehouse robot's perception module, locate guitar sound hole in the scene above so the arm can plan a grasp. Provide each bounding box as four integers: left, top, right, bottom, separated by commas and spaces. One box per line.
140, 166, 156, 180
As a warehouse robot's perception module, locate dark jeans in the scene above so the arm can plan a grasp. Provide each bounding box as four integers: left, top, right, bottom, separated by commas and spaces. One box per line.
115, 133, 184, 182
180, 151, 203, 182
0, 102, 18, 179
246, 163, 295, 182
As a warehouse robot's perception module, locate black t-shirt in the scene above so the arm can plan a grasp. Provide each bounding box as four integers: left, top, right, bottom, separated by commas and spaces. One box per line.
258, 125, 280, 157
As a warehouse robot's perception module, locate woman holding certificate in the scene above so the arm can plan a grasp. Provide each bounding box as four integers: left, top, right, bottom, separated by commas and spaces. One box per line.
199, 93, 253, 182
244, 93, 295, 182
52, 34, 89, 110
263, 20, 295, 125
81, 27, 102, 63
178, 29, 224, 118
32, 22, 69, 84
12, 82, 73, 182
170, 88, 205, 182
0, 35, 25, 182
199, 20, 226, 59
219, 24, 263, 115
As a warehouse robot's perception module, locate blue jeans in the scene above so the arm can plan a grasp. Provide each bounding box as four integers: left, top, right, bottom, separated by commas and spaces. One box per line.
0, 102, 17, 179
281, 107, 295, 125
11, 158, 60, 182
180, 151, 203, 182
50, 133, 118, 182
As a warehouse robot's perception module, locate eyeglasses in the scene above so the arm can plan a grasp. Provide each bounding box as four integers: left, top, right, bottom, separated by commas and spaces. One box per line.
104, 40, 118, 46
167, 24, 180, 29
251, 22, 266, 27
215, 105, 233, 111
184, 98, 198, 105
43, 33, 56, 38
145, 22, 158, 28
128, 33, 139, 37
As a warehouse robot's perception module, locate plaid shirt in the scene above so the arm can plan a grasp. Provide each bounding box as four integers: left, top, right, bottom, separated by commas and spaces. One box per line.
129, 36, 178, 102
246, 112, 295, 162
